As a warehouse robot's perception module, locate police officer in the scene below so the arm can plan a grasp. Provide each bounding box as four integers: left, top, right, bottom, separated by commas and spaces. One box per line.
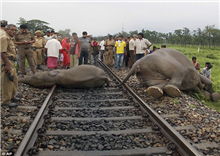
1, 24, 19, 107
0, 20, 8, 37
14, 24, 36, 77
32, 30, 44, 70
104, 35, 115, 66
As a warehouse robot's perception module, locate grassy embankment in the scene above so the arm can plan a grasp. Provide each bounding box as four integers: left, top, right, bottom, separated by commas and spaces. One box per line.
154, 44, 220, 112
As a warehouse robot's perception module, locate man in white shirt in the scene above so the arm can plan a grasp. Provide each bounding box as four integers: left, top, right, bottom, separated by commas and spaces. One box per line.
129, 35, 136, 68
45, 36, 62, 70
44, 29, 52, 43
134, 32, 151, 61
100, 36, 106, 61
201, 63, 212, 80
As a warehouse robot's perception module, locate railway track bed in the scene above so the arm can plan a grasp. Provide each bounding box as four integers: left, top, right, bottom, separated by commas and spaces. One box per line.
2, 61, 219, 156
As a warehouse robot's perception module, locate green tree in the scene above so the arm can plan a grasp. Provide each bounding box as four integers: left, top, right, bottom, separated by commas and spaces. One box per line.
16, 17, 54, 35
58, 29, 71, 38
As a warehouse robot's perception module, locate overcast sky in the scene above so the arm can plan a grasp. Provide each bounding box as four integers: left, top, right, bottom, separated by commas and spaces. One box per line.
1, 0, 219, 37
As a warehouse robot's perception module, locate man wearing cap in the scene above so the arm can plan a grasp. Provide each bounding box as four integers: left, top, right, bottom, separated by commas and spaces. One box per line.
32, 30, 44, 70
134, 33, 151, 61
14, 24, 36, 77
1, 24, 19, 107
104, 35, 115, 66
0, 20, 8, 37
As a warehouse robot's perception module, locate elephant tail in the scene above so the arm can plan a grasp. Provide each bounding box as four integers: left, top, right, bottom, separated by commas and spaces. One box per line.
114, 65, 138, 87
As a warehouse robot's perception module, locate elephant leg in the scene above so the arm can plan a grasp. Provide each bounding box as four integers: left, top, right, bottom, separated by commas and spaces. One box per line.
199, 74, 214, 93
163, 66, 188, 97
147, 82, 167, 98
192, 86, 201, 93
164, 85, 181, 97
211, 93, 220, 102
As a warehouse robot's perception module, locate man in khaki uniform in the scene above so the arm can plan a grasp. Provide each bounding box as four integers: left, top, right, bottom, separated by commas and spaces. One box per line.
0, 20, 8, 96
14, 24, 36, 77
104, 35, 115, 66
32, 30, 44, 70
1, 24, 19, 107
0, 20, 8, 37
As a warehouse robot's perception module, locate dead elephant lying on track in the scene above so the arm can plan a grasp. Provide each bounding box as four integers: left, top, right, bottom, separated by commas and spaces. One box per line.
118, 48, 220, 102
18, 65, 109, 88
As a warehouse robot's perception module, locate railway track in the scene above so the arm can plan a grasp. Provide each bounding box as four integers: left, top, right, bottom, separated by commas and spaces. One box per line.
14, 60, 203, 156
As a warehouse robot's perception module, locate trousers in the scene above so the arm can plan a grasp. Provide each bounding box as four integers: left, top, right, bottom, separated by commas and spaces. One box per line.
70, 54, 78, 68
129, 50, 135, 68
33, 49, 42, 65
91, 54, 98, 64
79, 49, 88, 65
115, 54, 124, 69
104, 48, 113, 66
1, 61, 18, 105
18, 47, 36, 75
100, 50, 105, 61
135, 53, 145, 61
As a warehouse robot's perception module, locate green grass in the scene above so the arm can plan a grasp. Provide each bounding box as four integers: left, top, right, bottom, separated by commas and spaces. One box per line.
154, 44, 220, 112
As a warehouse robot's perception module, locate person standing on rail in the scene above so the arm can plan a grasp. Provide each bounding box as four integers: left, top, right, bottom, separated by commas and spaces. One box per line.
129, 35, 136, 68
14, 24, 36, 77
115, 35, 126, 70
79, 31, 91, 65
32, 30, 44, 70
91, 38, 99, 64
104, 35, 115, 67
99, 36, 106, 62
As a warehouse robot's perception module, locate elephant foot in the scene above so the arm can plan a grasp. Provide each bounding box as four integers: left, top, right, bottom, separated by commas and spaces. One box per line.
147, 86, 163, 98
164, 85, 181, 97
211, 92, 220, 102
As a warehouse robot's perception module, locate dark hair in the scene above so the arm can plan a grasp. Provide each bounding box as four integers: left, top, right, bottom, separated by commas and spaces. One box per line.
208, 64, 212, 69
20, 24, 27, 29
72, 32, 77, 36
51, 30, 55, 33
6, 24, 16, 30
205, 62, 210, 65
82, 31, 87, 35
192, 56, 196, 60
153, 46, 156, 49
109, 35, 113, 37
138, 32, 144, 38
161, 45, 166, 48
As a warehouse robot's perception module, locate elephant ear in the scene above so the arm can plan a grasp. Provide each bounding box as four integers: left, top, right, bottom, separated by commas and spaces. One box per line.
48, 71, 60, 77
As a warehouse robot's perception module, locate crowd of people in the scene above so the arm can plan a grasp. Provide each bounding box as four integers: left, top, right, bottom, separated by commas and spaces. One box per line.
0, 19, 213, 108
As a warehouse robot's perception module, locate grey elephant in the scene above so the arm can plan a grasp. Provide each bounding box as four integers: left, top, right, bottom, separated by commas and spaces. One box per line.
118, 48, 220, 102
18, 65, 109, 88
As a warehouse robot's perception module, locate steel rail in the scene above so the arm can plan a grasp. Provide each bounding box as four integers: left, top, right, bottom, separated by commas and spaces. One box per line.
14, 85, 57, 156
98, 59, 202, 156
